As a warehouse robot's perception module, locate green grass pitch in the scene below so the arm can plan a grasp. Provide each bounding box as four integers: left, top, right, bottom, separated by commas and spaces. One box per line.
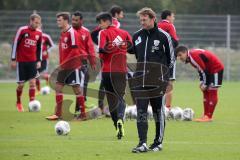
0, 81, 239, 160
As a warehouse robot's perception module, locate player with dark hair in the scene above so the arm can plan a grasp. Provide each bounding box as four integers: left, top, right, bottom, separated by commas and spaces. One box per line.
158, 9, 179, 110
36, 24, 54, 93
46, 12, 84, 120
176, 46, 224, 122
11, 13, 42, 112
109, 5, 124, 28
72, 11, 96, 114
96, 12, 132, 139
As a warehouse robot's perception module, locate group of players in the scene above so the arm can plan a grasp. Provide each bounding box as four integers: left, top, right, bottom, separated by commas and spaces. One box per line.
11, 5, 224, 153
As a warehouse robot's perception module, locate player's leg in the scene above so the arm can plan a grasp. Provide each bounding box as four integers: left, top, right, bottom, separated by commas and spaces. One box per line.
149, 96, 164, 152
98, 76, 105, 111
29, 78, 36, 101
16, 82, 24, 112
165, 81, 174, 109
72, 85, 86, 119
132, 97, 149, 153
111, 73, 127, 139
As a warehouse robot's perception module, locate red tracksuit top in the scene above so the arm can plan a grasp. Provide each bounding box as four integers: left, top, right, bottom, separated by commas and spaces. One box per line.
157, 20, 179, 41
188, 49, 224, 85
59, 26, 80, 69
98, 26, 132, 73
74, 26, 96, 66
11, 25, 42, 62
42, 33, 54, 60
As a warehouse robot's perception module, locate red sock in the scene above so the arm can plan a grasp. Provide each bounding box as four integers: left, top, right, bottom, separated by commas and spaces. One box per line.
36, 79, 40, 91
55, 93, 63, 117
16, 88, 23, 104
29, 87, 35, 101
44, 73, 49, 85
203, 90, 209, 116
78, 95, 86, 115
207, 89, 218, 118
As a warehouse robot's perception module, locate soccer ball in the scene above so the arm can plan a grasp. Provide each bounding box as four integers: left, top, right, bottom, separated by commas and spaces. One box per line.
40, 86, 50, 95
169, 107, 183, 120
182, 108, 195, 121
28, 100, 41, 112
54, 121, 70, 136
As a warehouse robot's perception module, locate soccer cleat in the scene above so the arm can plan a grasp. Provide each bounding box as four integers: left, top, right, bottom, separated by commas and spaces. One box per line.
46, 114, 59, 121
132, 143, 148, 153
16, 103, 24, 112
194, 115, 212, 122
116, 119, 125, 139
149, 142, 163, 152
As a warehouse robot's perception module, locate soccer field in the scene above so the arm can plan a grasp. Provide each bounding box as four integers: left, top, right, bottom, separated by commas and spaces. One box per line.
0, 81, 239, 160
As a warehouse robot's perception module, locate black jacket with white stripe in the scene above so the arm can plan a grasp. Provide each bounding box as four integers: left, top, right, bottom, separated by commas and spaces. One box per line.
129, 23, 175, 83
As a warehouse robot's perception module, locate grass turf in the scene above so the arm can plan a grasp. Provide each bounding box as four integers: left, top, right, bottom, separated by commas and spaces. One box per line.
0, 81, 239, 160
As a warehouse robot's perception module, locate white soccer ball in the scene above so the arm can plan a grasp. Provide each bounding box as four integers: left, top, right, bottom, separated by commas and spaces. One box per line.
28, 100, 41, 112
40, 86, 51, 95
182, 108, 195, 121
54, 121, 70, 136
169, 107, 183, 120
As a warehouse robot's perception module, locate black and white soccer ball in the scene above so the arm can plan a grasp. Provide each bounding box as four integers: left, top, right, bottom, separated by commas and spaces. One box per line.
28, 100, 41, 112
54, 121, 70, 136
169, 106, 183, 120
182, 108, 195, 121
40, 86, 51, 95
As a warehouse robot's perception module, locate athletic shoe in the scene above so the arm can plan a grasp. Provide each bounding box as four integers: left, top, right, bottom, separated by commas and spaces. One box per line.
116, 119, 125, 139
16, 103, 24, 112
46, 114, 59, 121
149, 142, 163, 152
194, 115, 212, 122
132, 143, 148, 153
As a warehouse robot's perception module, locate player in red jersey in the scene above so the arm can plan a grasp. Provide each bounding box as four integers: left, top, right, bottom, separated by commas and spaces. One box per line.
36, 25, 54, 93
97, 12, 132, 139
158, 10, 179, 110
176, 46, 224, 122
46, 12, 85, 121
71, 11, 96, 113
110, 5, 124, 28
11, 13, 42, 112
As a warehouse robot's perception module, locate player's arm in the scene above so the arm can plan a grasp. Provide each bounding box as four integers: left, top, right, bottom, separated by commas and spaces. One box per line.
86, 31, 96, 68
97, 30, 108, 54
36, 34, 43, 69
162, 31, 175, 80
46, 35, 55, 53
11, 28, 23, 69
168, 24, 179, 48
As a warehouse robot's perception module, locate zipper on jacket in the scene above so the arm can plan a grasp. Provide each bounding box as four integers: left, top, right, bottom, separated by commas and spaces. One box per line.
143, 36, 148, 87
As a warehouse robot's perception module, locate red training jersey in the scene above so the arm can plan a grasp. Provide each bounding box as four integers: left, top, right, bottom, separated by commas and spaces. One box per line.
11, 25, 42, 62
158, 20, 179, 41
42, 33, 54, 60
74, 26, 96, 66
112, 18, 121, 28
59, 26, 80, 69
98, 26, 132, 73
188, 49, 224, 85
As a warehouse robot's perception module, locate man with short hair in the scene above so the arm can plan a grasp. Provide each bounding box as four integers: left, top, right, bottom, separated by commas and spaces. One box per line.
72, 11, 96, 113
109, 5, 124, 28
130, 7, 175, 153
96, 12, 132, 139
11, 13, 42, 112
46, 12, 84, 120
176, 46, 224, 122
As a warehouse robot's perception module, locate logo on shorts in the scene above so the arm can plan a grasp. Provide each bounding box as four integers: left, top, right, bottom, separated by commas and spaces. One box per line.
35, 35, 40, 40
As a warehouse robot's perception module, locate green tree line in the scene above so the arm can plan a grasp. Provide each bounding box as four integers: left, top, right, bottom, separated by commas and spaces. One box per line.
0, 0, 240, 14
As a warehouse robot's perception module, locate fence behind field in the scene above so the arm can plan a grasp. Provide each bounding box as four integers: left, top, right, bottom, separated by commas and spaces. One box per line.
0, 10, 240, 81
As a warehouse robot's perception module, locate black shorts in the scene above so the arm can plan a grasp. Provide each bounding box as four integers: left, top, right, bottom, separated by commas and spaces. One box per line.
38, 60, 48, 73
56, 69, 84, 86
209, 70, 224, 87
16, 62, 38, 83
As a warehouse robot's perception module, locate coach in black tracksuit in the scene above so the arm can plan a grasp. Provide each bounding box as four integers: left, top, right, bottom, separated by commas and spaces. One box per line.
130, 8, 175, 153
